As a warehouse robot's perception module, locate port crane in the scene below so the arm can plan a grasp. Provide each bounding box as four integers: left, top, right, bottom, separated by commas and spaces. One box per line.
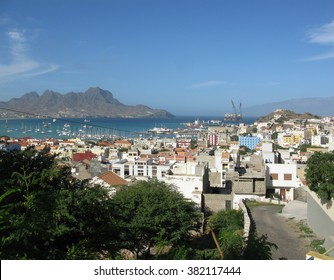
224, 100, 242, 121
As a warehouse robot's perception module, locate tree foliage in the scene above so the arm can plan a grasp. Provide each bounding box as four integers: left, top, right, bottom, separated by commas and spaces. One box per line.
239, 145, 251, 155
208, 210, 244, 259
305, 152, 334, 201
243, 232, 278, 260
0, 149, 117, 259
0, 150, 203, 260
230, 135, 239, 142
299, 143, 311, 152
208, 209, 243, 233
218, 230, 244, 260
207, 209, 278, 260
111, 179, 201, 258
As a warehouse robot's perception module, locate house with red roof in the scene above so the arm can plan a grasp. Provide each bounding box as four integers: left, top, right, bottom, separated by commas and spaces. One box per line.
114, 139, 132, 149
72, 151, 97, 162
98, 171, 127, 187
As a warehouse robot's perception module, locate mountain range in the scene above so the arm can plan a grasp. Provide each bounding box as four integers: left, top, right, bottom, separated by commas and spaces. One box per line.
243, 96, 334, 117
1, 87, 333, 118
0, 87, 174, 118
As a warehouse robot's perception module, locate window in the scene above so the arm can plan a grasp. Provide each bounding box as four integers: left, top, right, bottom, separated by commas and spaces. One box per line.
124, 165, 129, 176
270, 173, 278, 180
152, 166, 157, 177
284, 173, 292, 181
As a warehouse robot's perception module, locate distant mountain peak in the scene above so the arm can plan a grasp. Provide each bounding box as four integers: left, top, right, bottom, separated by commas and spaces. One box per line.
86, 86, 104, 94
0, 87, 174, 118
42, 89, 60, 96
21, 91, 39, 98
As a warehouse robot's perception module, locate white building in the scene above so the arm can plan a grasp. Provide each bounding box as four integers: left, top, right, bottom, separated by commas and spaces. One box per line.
161, 162, 209, 206
266, 163, 300, 201
261, 142, 276, 163
311, 134, 329, 147
111, 158, 172, 180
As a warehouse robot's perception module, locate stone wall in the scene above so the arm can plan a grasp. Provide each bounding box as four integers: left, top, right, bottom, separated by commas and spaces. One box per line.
239, 200, 251, 242
294, 186, 308, 202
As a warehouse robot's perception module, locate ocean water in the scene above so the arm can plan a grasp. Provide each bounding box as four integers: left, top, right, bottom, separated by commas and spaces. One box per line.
0, 116, 257, 140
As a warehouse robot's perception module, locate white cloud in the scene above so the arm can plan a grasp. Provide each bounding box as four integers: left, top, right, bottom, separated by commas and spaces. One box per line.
22, 64, 59, 77
308, 20, 334, 45
304, 20, 334, 61
302, 50, 334, 62
0, 30, 59, 81
7, 31, 25, 42
189, 80, 225, 89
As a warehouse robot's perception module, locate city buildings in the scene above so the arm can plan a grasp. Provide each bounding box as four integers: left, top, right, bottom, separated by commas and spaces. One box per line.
1, 109, 334, 255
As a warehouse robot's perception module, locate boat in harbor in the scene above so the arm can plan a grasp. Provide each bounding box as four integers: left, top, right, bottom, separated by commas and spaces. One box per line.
147, 127, 173, 134
181, 118, 203, 129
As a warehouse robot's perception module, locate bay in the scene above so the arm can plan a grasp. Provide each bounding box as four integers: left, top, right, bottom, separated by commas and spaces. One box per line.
0, 116, 257, 140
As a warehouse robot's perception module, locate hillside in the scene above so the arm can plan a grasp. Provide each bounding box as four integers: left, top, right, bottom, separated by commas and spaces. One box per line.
0, 87, 174, 118
255, 109, 321, 123
243, 96, 334, 117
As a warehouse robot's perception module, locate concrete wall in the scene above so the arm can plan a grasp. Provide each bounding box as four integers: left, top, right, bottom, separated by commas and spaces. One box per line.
203, 193, 232, 213
196, 154, 216, 169
307, 188, 334, 257
233, 177, 266, 195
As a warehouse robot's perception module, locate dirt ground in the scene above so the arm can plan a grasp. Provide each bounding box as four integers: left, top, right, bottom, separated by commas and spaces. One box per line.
248, 203, 315, 260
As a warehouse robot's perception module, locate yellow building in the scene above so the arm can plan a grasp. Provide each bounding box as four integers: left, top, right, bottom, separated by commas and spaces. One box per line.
282, 134, 303, 145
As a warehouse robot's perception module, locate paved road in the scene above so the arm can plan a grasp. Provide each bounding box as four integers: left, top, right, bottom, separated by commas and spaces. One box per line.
250, 202, 312, 260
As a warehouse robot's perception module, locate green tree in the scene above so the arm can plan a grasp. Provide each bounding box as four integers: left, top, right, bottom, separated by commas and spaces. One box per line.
208, 209, 243, 233
208, 210, 244, 259
239, 145, 251, 156
243, 232, 278, 260
218, 230, 244, 260
0, 149, 117, 259
111, 179, 201, 258
271, 132, 278, 140
230, 135, 239, 141
190, 139, 198, 149
305, 152, 334, 201
299, 143, 311, 152
252, 127, 258, 134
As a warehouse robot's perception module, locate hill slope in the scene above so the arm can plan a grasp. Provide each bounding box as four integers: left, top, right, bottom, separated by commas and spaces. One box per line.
255, 109, 321, 123
243, 96, 334, 117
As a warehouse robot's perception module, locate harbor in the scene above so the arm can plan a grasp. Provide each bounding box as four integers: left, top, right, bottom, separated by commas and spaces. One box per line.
0, 116, 256, 141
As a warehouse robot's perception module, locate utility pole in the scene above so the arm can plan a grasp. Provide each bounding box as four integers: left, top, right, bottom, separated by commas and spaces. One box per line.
209, 226, 224, 259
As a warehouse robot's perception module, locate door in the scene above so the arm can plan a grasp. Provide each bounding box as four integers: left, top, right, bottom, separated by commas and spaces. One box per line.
280, 188, 286, 200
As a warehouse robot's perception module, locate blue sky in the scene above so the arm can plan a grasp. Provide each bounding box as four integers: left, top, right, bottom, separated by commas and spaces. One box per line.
0, 0, 334, 116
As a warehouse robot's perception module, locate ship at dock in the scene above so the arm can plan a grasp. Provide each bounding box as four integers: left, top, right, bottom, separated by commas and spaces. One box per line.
147, 126, 173, 134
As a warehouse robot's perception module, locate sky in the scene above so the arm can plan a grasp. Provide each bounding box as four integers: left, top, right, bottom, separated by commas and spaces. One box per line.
0, 0, 334, 116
